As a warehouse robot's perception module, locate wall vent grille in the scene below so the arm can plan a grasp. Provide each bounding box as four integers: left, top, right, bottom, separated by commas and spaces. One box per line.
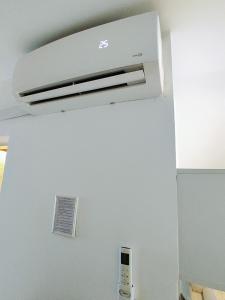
52, 196, 78, 237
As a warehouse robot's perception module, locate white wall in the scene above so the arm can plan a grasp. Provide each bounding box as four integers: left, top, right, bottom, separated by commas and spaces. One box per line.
0, 96, 178, 300
177, 170, 225, 291
170, 1, 225, 169
0, 33, 178, 300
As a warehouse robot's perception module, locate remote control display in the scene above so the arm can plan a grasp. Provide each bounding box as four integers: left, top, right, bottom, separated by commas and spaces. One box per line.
121, 253, 129, 265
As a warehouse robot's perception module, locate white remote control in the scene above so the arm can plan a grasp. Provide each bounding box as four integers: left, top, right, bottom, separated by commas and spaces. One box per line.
118, 247, 135, 300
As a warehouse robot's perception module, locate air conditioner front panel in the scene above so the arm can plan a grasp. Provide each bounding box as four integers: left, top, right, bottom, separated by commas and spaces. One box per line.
14, 12, 160, 94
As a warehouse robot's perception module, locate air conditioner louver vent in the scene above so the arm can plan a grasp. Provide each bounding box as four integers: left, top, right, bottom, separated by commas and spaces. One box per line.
52, 196, 78, 237
18, 65, 146, 105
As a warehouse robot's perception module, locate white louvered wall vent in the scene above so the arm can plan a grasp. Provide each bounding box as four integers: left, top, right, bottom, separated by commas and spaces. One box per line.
52, 196, 78, 237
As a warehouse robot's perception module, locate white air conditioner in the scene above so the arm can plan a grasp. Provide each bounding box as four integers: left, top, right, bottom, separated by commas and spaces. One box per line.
13, 12, 163, 115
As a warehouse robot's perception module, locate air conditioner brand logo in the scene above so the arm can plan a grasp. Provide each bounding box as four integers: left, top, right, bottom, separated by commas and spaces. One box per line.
99, 40, 109, 49
132, 52, 143, 57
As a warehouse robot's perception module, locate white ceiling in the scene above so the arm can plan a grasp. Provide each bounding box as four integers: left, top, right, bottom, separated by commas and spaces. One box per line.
1, 0, 225, 168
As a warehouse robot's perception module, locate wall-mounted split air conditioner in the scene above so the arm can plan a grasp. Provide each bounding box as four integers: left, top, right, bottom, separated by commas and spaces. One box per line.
13, 12, 163, 116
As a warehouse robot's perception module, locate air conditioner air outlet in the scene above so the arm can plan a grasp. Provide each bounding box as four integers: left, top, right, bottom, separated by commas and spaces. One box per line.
29, 83, 129, 106
19, 64, 144, 98
19, 66, 146, 105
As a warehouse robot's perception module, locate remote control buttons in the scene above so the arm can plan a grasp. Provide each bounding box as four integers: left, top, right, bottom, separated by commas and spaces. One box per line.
119, 289, 131, 298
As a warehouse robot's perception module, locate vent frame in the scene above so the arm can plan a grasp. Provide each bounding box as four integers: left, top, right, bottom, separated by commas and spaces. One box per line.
52, 195, 79, 238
